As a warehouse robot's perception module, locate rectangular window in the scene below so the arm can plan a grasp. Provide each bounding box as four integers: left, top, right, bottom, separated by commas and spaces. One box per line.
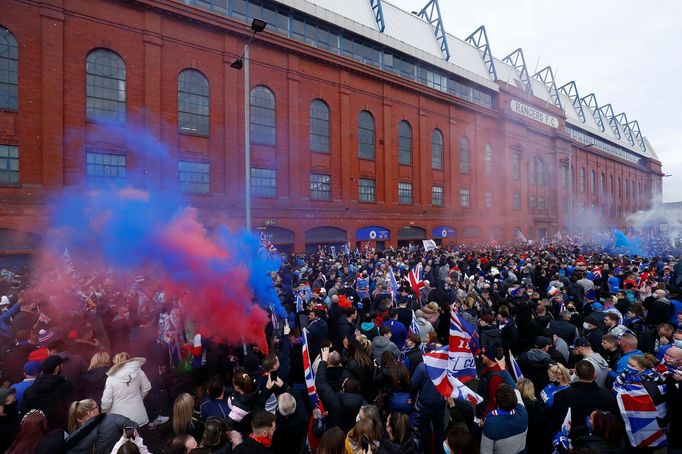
561, 165, 568, 189
398, 182, 412, 204
358, 178, 376, 203
537, 197, 545, 210
485, 191, 493, 208
251, 167, 276, 197
432, 185, 443, 206
562, 199, 568, 212
310, 173, 331, 200
513, 192, 521, 210
178, 160, 210, 193
0, 145, 19, 184
86, 151, 126, 180
459, 188, 470, 208
528, 195, 536, 209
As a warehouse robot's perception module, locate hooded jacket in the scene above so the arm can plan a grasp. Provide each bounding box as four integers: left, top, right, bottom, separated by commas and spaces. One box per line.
372, 335, 401, 362
518, 349, 555, 397
578, 352, 609, 387
64, 413, 137, 454
101, 357, 151, 425
79, 365, 108, 402
23, 373, 75, 430
377, 437, 419, 454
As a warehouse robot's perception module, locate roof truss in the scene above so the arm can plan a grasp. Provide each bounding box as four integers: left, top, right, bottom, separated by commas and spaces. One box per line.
465, 26, 497, 81
558, 81, 586, 123
502, 48, 532, 94
369, 0, 386, 33
533, 66, 562, 109
417, 0, 450, 61
599, 104, 621, 140
615, 112, 635, 146
581, 93, 606, 132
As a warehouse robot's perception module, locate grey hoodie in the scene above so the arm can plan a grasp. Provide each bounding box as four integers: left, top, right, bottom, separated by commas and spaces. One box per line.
372, 335, 400, 362
576, 352, 609, 387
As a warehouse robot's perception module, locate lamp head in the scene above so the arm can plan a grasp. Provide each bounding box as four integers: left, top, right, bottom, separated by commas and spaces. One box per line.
230, 59, 244, 70
251, 19, 267, 33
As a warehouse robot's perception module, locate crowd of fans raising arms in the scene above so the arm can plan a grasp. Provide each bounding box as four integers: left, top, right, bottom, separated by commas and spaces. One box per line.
1, 235, 682, 454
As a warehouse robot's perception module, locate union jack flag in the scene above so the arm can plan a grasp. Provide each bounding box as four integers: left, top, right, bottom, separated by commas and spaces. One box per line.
259, 232, 277, 255
443, 310, 479, 388
423, 346, 482, 405
62, 248, 76, 278
407, 263, 424, 301
592, 267, 602, 280
302, 328, 324, 412
615, 381, 667, 448
409, 309, 421, 339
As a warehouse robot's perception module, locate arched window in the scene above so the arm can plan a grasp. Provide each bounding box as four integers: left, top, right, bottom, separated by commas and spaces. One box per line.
178, 69, 209, 136
431, 129, 443, 169
397, 120, 412, 165
484, 143, 493, 177
0, 27, 18, 110
625, 179, 630, 203
86, 49, 126, 122
610, 175, 614, 196
528, 159, 536, 184
250, 86, 276, 145
600, 173, 605, 195
459, 136, 470, 174
358, 110, 375, 160
309, 99, 330, 153
579, 168, 586, 192
632, 180, 636, 202
618, 177, 622, 199
536, 158, 544, 185
590, 170, 596, 194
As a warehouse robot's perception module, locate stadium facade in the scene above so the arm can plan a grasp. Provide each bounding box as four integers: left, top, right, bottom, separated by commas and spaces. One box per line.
0, 0, 664, 254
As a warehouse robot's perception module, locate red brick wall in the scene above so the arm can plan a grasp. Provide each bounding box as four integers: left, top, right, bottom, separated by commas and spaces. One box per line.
0, 0, 662, 252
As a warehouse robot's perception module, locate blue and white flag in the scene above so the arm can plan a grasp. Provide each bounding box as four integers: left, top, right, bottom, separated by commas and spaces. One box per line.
387, 267, 399, 298
509, 354, 524, 381
552, 408, 571, 453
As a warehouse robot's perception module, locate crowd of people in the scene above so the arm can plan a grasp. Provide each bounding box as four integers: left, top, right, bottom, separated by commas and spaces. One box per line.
1, 236, 682, 454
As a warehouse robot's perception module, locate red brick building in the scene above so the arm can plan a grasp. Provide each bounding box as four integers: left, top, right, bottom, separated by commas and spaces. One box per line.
0, 0, 664, 255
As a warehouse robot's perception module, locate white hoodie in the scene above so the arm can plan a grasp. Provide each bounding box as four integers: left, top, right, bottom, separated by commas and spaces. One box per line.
101, 357, 152, 426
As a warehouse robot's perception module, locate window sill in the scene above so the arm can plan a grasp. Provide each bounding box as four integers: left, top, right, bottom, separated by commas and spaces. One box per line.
178, 130, 210, 138
0, 183, 21, 188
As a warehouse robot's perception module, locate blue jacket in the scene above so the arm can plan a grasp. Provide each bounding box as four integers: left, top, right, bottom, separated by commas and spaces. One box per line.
0, 304, 19, 340
382, 319, 407, 350
608, 349, 643, 379
410, 362, 444, 416
199, 397, 230, 421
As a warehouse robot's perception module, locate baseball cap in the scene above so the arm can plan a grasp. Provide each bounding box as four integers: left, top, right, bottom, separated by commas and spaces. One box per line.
23, 360, 42, 376
570, 337, 591, 349
42, 355, 65, 374
534, 336, 552, 349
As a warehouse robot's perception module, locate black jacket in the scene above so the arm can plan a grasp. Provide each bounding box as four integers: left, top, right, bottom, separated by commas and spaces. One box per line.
306, 318, 328, 360
551, 381, 619, 434
548, 319, 579, 346
518, 349, 555, 398
23, 373, 75, 430
479, 325, 501, 349
315, 361, 365, 433
79, 366, 108, 402
64, 413, 137, 454
233, 436, 273, 454
377, 437, 419, 454
500, 320, 521, 356
272, 397, 309, 454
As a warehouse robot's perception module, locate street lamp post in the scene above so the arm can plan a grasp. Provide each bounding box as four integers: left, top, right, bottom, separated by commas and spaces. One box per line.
231, 19, 267, 231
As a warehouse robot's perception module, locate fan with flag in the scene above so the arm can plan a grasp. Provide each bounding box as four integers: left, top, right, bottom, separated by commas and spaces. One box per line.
422, 307, 482, 405
407, 262, 424, 302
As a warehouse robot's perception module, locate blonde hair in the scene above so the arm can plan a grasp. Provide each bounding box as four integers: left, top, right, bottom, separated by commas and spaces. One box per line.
67, 399, 98, 433
88, 351, 111, 371
112, 352, 130, 365
173, 393, 196, 436
548, 363, 571, 386
516, 378, 536, 401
